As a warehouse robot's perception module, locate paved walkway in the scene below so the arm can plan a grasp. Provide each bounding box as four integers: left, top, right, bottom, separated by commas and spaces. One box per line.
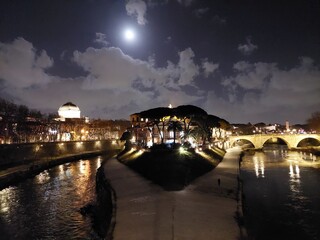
104, 147, 246, 240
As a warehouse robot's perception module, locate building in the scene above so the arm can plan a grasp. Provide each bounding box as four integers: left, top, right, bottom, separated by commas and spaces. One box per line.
58, 102, 81, 120
129, 105, 230, 148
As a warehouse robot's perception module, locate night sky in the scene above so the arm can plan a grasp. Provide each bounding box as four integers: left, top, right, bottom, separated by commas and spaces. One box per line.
1, 0, 319, 124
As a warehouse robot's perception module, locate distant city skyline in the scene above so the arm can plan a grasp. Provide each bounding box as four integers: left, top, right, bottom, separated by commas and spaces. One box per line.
0, 0, 319, 124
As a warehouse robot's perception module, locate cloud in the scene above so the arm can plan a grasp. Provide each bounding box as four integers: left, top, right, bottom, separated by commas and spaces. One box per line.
238, 37, 258, 55
165, 36, 172, 43
0, 37, 53, 88
194, 7, 209, 18
73, 45, 207, 90
70, 45, 207, 116
202, 59, 219, 77
146, 0, 169, 7
176, 0, 194, 7
262, 57, 320, 107
177, 48, 199, 85
94, 33, 109, 46
73, 46, 160, 90
5, 38, 317, 124
224, 61, 276, 90
211, 15, 226, 25
126, 0, 148, 25
0, 38, 208, 119
214, 57, 320, 123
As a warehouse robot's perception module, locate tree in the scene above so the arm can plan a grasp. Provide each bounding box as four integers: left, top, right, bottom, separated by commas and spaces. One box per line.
174, 105, 207, 133
140, 107, 173, 144
167, 120, 182, 144
120, 131, 132, 149
307, 111, 320, 132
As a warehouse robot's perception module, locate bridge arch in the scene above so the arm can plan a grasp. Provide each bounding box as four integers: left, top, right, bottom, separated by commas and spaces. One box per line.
228, 134, 320, 149
297, 137, 320, 147
261, 137, 290, 148
230, 138, 256, 148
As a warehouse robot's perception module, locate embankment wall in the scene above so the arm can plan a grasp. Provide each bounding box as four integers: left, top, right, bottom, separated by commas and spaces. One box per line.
0, 140, 123, 168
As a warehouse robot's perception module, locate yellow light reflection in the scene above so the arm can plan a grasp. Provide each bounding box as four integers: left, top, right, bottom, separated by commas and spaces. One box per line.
73, 160, 92, 200
289, 161, 300, 179
288, 161, 301, 198
79, 160, 86, 174
197, 151, 214, 163
131, 149, 144, 159
0, 187, 14, 214
118, 148, 135, 160
96, 157, 102, 169
253, 156, 265, 178
95, 141, 101, 148
76, 142, 84, 149
59, 165, 64, 174
35, 170, 50, 184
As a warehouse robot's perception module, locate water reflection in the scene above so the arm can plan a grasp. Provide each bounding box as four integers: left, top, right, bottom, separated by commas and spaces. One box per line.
35, 170, 51, 184
241, 148, 320, 240
0, 156, 104, 239
289, 161, 300, 179
97, 156, 102, 169
253, 155, 265, 178
0, 187, 14, 214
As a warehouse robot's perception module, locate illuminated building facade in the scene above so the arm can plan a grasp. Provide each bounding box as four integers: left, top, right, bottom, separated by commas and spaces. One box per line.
58, 102, 81, 120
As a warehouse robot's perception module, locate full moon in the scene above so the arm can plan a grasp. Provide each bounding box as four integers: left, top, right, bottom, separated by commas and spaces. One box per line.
124, 29, 135, 41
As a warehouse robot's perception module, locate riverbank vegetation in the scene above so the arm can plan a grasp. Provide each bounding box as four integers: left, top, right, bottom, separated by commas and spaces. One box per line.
117, 145, 225, 191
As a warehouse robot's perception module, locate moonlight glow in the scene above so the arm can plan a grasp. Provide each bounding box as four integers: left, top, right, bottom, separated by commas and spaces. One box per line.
124, 29, 135, 41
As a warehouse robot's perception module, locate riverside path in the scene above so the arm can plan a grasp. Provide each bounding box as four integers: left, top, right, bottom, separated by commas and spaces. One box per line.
104, 147, 246, 240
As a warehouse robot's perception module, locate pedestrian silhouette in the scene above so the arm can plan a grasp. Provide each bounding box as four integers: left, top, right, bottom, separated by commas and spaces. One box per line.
218, 178, 221, 186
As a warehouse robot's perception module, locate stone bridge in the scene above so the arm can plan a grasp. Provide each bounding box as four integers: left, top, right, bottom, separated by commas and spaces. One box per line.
229, 134, 320, 149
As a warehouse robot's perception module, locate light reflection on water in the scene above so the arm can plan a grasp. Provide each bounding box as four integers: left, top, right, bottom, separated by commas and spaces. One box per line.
241, 146, 320, 240
0, 156, 104, 240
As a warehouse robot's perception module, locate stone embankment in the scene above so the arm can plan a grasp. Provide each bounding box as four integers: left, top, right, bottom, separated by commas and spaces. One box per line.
104, 147, 247, 240
0, 140, 123, 189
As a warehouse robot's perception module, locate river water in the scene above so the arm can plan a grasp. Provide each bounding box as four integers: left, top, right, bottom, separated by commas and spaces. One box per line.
241, 146, 320, 240
0, 156, 104, 240
1, 149, 319, 240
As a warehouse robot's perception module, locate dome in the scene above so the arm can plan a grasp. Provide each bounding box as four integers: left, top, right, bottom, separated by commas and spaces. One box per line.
58, 102, 81, 119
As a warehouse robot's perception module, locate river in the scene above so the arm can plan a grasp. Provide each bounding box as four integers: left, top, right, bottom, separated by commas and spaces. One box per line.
1, 148, 320, 240
241, 146, 320, 240
0, 156, 104, 240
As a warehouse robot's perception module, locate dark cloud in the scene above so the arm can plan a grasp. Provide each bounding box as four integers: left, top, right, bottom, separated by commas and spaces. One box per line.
238, 37, 258, 55
176, 0, 194, 7
194, 7, 209, 18
94, 33, 109, 47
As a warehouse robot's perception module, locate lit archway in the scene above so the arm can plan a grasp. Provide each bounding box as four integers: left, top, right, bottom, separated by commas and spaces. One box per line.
232, 139, 255, 148
262, 137, 288, 148
297, 138, 320, 147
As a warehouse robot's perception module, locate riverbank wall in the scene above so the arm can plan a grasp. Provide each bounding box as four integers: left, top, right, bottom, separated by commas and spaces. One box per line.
0, 140, 122, 168
0, 140, 124, 189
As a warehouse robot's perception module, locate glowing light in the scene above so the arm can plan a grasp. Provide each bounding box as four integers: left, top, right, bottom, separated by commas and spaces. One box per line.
0, 187, 14, 214
58, 102, 81, 119
36, 170, 50, 184
253, 156, 265, 178
79, 160, 86, 174
179, 147, 186, 154
97, 157, 102, 169
124, 29, 135, 41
